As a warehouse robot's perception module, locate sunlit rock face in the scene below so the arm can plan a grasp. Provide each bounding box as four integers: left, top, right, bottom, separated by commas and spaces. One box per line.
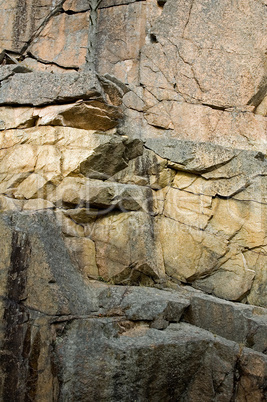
0, 0, 266, 400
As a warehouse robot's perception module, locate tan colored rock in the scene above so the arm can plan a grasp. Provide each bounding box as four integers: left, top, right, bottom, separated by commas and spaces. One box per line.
146, 0, 266, 108
208, 198, 266, 249
110, 0, 267, 152
13, 173, 48, 200
15, 125, 111, 148
193, 252, 256, 302
28, 12, 89, 68
143, 101, 267, 152
20, 57, 77, 74
90, 212, 165, 284
0, 0, 60, 53
156, 216, 228, 283
63, 0, 89, 12
63, 208, 98, 224
0, 195, 22, 211
55, 210, 85, 238
35, 100, 122, 131
65, 237, 99, 279
96, 2, 147, 84
0, 144, 37, 175
0, 125, 267, 307
160, 187, 213, 230
0, 127, 140, 197
23, 198, 54, 210
0, 143, 61, 197
255, 96, 267, 117
123, 90, 145, 112
48, 176, 86, 206
0, 106, 36, 130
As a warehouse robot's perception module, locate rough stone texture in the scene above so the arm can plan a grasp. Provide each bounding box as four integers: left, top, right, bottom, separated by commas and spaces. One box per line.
183, 287, 267, 354
0, 0, 267, 399
1, 0, 266, 148
145, 0, 266, 108
0, 217, 266, 401
0, 0, 63, 53
1, 129, 267, 305
90, 211, 165, 284
95, 1, 147, 85
0, 71, 103, 106
142, 101, 267, 152
55, 320, 267, 402
0, 101, 122, 131
28, 11, 89, 68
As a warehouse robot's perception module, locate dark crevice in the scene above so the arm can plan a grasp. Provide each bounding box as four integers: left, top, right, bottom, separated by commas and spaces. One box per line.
157, 0, 167, 6
99, 0, 145, 10
201, 102, 229, 111
2, 230, 31, 401
26, 51, 79, 71
247, 76, 267, 109
63, 8, 90, 15
146, 123, 174, 130
150, 34, 158, 44
25, 331, 41, 402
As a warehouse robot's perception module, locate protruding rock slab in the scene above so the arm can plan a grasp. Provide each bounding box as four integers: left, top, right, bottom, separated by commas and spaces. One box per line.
1, 132, 267, 305
55, 318, 267, 401
0, 71, 103, 106
35, 100, 122, 130
183, 287, 267, 354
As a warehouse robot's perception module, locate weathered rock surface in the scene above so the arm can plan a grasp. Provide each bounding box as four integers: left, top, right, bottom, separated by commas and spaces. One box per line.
0, 217, 266, 401
1, 0, 266, 149
0, 0, 63, 53
0, 71, 102, 106
28, 11, 89, 68
1, 128, 267, 306
1, 0, 267, 399
56, 320, 267, 401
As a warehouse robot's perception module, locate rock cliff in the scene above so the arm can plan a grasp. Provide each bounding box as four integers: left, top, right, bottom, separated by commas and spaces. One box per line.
0, 0, 266, 400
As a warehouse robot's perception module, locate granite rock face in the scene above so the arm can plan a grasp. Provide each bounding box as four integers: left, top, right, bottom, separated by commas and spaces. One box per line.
1, 0, 267, 400
1, 0, 266, 149
0, 212, 266, 400
1, 126, 267, 306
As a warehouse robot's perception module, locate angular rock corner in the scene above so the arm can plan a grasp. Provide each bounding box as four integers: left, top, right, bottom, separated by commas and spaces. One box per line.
0, 0, 266, 400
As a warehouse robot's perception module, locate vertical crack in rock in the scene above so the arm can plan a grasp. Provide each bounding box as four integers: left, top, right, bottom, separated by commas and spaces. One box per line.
13, 0, 27, 50
84, 0, 103, 71
25, 330, 41, 401
182, 0, 195, 38
2, 229, 31, 401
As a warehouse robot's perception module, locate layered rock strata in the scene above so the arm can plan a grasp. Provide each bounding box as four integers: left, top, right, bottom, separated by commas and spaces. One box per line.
1, 0, 266, 149
0, 0, 267, 400
0, 212, 266, 400
0, 72, 266, 306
